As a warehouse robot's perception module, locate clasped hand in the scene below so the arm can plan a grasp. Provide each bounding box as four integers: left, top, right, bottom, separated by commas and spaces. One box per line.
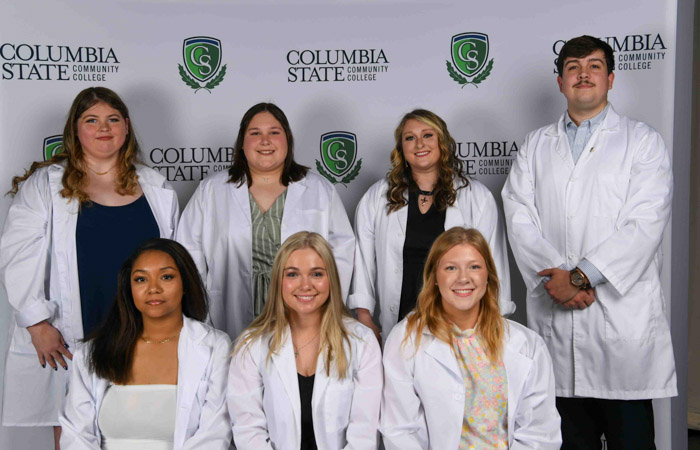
538, 268, 595, 310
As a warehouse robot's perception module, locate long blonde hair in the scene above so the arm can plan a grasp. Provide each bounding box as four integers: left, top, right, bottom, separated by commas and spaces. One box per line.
404, 227, 505, 364
386, 109, 469, 213
235, 232, 354, 378
8, 87, 141, 202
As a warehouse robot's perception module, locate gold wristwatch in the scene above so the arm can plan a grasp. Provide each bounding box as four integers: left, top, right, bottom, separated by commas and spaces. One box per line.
570, 267, 591, 289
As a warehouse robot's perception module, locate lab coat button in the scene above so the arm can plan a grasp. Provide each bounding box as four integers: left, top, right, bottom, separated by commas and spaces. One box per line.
390, 305, 398, 313
453, 393, 462, 401
567, 215, 574, 220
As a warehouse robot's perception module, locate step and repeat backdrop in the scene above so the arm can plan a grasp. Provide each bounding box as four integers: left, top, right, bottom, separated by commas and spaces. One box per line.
0, 0, 680, 447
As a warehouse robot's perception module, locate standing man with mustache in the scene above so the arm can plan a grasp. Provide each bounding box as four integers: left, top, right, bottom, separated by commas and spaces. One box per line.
502, 35, 676, 449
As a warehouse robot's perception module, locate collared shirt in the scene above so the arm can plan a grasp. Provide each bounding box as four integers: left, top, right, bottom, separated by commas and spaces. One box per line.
565, 103, 609, 164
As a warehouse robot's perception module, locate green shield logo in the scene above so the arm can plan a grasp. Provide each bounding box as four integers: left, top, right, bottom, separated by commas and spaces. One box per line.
451, 33, 489, 77
183, 37, 222, 82
320, 132, 356, 177
43, 135, 63, 161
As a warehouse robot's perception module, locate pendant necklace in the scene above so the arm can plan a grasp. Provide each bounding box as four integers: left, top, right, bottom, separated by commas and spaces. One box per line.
293, 332, 320, 357
418, 188, 434, 207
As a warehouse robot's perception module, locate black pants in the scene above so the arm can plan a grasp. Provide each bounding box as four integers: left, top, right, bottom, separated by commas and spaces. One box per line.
556, 397, 655, 450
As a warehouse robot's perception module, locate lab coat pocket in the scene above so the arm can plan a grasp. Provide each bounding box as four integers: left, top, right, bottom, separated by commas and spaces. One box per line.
602, 281, 657, 340
324, 383, 353, 432
527, 289, 553, 337
9, 322, 36, 354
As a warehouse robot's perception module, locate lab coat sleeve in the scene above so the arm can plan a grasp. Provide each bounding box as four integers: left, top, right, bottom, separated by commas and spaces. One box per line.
327, 185, 356, 302
164, 179, 180, 238
0, 169, 58, 327
502, 134, 568, 292
59, 349, 101, 450
471, 183, 515, 315
228, 342, 274, 450
176, 182, 208, 285
380, 327, 428, 450
583, 128, 672, 296
347, 186, 380, 314
344, 329, 383, 449
183, 333, 233, 450
510, 336, 561, 450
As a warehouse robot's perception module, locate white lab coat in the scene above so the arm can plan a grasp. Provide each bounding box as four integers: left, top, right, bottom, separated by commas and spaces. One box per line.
381, 319, 561, 450
501, 105, 677, 399
228, 319, 383, 450
0, 163, 179, 425
348, 178, 514, 339
177, 171, 355, 340
59, 317, 232, 449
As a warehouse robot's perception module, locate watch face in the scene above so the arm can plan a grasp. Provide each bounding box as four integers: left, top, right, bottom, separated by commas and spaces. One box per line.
571, 272, 585, 287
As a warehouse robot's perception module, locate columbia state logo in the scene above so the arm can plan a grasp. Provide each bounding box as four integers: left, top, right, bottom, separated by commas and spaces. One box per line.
446, 33, 494, 88
43, 135, 63, 161
178, 36, 227, 93
316, 132, 362, 186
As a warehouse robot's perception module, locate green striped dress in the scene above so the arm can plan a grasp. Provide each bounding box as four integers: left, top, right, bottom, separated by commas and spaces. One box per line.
249, 190, 287, 316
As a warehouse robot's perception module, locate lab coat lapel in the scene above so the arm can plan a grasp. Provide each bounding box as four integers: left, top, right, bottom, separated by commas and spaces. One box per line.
396, 194, 408, 235
445, 201, 465, 229
271, 332, 302, 432
311, 357, 330, 415
575, 104, 621, 168
545, 117, 575, 170
174, 318, 210, 449
423, 332, 461, 380
231, 180, 252, 226
503, 338, 533, 441
281, 179, 308, 238
48, 165, 82, 340
137, 167, 176, 238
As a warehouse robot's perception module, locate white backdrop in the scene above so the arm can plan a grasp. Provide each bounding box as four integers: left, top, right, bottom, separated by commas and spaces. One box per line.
0, 0, 684, 447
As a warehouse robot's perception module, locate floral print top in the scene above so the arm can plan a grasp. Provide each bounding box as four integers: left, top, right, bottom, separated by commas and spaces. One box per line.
452, 326, 508, 449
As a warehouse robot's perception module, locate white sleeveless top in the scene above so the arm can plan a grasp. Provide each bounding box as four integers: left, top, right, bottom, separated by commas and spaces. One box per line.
98, 384, 177, 450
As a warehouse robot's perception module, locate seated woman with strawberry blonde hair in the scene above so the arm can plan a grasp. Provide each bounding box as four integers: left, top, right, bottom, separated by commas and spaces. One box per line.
381, 227, 561, 449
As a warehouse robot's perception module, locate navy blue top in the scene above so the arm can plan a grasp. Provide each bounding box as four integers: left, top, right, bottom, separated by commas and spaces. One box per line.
76, 195, 159, 336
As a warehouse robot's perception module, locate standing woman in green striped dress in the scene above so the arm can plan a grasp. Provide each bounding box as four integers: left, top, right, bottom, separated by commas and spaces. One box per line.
177, 103, 355, 339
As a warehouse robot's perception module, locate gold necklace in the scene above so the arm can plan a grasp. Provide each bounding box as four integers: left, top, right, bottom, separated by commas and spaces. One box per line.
293, 332, 320, 357
88, 165, 115, 176
141, 333, 180, 344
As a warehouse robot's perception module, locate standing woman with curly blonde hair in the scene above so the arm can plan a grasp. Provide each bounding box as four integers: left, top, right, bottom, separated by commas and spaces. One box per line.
0, 87, 178, 449
349, 109, 513, 342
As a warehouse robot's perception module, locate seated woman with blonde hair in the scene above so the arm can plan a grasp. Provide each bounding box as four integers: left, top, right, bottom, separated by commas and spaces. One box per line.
228, 231, 382, 450
381, 227, 561, 449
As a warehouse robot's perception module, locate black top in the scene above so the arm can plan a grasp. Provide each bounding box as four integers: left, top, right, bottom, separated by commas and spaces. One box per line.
76, 195, 159, 336
398, 190, 446, 321
298, 373, 317, 450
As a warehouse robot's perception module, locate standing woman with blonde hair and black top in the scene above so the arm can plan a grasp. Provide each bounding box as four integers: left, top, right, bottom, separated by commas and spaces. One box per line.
0, 87, 178, 448
228, 231, 382, 450
381, 227, 560, 449
350, 109, 513, 342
